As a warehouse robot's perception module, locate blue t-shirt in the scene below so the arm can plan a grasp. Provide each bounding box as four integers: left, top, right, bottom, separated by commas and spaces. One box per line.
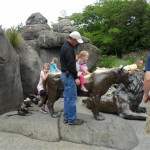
50, 63, 57, 72
145, 54, 150, 71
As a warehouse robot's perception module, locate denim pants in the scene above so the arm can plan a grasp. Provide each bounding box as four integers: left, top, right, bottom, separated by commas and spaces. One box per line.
61, 72, 77, 123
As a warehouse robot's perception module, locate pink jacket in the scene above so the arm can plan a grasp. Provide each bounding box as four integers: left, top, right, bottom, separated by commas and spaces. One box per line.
76, 59, 88, 76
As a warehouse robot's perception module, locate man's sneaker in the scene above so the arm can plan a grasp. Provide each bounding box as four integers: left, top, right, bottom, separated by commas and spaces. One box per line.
40, 108, 48, 114
68, 119, 84, 125
63, 118, 68, 124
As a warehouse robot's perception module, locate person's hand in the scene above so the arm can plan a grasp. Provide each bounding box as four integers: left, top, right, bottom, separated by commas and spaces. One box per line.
75, 78, 80, 85
143, 94, 150, 103
86, 71, 90, 75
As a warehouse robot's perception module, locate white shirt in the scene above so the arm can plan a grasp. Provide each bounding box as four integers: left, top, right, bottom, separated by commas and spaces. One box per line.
37, 70, 47, 93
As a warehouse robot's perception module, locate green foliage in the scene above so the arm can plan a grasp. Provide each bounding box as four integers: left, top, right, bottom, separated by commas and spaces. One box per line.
6, 28, 23, 49
97, 55, 129, 68
97, 52, 147, 68
68, 0, 150, 58
15, 23, 24, 33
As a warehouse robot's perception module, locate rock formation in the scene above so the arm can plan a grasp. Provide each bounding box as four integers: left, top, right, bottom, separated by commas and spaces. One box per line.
0, 12, 100, 114
21, 12, 99, 70
0, 28, 23, 114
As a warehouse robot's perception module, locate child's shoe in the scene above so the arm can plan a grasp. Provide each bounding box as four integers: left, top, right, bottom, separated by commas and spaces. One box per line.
81, 86, 88, 92
40, 108, 48, 114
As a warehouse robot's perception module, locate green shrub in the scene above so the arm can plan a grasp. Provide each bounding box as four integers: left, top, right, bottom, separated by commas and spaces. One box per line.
6, 28, 23, 49
97, 54, 147, 68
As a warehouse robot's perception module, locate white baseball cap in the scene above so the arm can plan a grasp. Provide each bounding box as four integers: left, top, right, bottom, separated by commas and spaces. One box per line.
69, 31, 83, 43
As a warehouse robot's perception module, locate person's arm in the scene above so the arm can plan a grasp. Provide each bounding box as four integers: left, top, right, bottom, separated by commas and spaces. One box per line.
54, 64, 60, 72
39, 71, 49, 90
143, 71, 150, 103
80, 64, 89, 75
56, 67, 60, 72
143, 54, 150, 103
75, 78, 80, 85
41, 71, 49, 81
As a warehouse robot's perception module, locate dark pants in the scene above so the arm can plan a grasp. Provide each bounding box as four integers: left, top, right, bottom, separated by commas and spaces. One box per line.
39, 90, 48, 104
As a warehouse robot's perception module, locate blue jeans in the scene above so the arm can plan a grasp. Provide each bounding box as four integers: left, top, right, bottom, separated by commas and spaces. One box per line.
61, 72, 77, 123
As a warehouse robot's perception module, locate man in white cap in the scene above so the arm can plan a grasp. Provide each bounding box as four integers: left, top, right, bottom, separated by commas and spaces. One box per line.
60, 31, 84, 125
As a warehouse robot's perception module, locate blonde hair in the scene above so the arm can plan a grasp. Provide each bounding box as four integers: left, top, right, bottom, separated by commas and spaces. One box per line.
136, 59, 143, 65
51, 57, 58, 64
79, 50, 89, 59
136, 59, 144, 68
43, 63, 50, 69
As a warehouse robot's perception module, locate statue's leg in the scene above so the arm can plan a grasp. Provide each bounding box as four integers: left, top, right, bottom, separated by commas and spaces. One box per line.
91, 95, 105, 121
118, 109, 147, 120
47, 89, 62, 118
82, 97, 93, 109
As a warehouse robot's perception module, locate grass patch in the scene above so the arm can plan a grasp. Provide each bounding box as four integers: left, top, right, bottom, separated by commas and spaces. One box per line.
6, 28, 23, 49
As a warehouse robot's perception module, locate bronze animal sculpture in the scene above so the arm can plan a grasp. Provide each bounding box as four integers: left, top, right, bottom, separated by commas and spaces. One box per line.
82, 70, 147, 120
46, 67, 131, 120
7, 98, 34, 117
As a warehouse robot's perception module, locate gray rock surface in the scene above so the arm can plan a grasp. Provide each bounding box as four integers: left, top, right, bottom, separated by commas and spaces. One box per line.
26, 12, 48, 25
21, 13, 99, 71
0, 111, 59, 142
0, 131, 112, 150
53, 19, 76, 33
15, 40, 42, 98
37, 31, 68, 48
0, 28, 23, 114
60, 113, 138, 149
0, 98, 149, 150
22, 24, 50, 40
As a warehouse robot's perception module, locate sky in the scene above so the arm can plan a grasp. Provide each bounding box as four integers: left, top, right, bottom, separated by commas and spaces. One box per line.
0, 0, 96, 29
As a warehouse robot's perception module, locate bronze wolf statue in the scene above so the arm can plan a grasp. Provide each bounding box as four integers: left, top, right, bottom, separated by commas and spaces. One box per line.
46, 67, 133, 120
82, 70, 147, 120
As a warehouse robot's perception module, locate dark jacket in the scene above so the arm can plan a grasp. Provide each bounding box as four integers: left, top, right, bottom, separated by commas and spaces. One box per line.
60, 41, 78, 79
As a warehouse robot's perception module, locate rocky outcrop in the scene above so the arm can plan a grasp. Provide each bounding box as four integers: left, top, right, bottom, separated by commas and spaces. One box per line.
21, 12, 99, 70
15, 39, 42, 99
0, 12, 100, 114
26, 12, 48, 25
20, 12, 99, 99
22, 24, 50, 40
52, 19, 76, 33
0, 28, 23, 114
0, 99, 139, 150
37, 31, 68, 48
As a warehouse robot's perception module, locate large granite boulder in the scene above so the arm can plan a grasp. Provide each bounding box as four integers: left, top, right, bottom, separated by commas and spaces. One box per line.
15, 39, 42, 98
19, 13, 100, 96
22, 24, 50, 40
37, 33, 98, 69
26, 12, 48, 25
53, 19, 76, 33
21, 14, 99, 70
0, 28, 23, 114
37, 31, 68, 48
22, 12, 51, 40
0, 99, 139, 150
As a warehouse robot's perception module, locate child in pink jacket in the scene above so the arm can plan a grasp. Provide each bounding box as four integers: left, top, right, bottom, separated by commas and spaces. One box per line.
76, 51, 89, 92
